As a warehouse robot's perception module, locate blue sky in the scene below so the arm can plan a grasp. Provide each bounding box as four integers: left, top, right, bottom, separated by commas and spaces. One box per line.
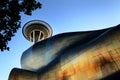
0, 0, 120, 80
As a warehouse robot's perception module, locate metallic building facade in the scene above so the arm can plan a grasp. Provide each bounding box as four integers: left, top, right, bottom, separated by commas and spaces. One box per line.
9, 22, 120, 80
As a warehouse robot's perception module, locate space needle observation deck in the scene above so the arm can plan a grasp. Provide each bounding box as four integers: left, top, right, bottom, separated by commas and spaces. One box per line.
22, 20, 53, 43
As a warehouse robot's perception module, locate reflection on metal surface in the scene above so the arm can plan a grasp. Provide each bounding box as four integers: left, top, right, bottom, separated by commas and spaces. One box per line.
8, 68, 38, 80
21, 26, 107, 71
9, 24, 120, 80
36, 25, 120, 80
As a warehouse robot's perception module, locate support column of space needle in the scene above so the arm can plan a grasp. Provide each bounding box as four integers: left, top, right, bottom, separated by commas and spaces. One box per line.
22, 20, 53, 43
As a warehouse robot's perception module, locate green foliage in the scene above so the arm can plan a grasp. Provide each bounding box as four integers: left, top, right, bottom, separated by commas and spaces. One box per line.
0, 0, 41, 51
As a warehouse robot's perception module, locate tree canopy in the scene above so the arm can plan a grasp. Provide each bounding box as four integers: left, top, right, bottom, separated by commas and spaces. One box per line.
0, 0, 41, 51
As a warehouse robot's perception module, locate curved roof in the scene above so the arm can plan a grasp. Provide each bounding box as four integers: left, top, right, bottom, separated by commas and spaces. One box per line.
21, 24, 120, 71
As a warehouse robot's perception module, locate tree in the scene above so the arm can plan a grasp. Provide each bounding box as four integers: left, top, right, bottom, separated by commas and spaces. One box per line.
0, 0, 41, 51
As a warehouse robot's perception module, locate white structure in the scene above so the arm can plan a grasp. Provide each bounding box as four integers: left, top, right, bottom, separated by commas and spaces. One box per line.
22, 20, 53, 43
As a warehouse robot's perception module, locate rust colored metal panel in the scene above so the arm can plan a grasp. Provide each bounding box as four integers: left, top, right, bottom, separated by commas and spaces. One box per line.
8, 68, 38, 80
9, 25, 120, 80
38, 25, 120, 80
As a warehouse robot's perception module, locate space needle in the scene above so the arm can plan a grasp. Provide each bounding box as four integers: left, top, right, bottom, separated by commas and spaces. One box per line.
22, 20, 53, 43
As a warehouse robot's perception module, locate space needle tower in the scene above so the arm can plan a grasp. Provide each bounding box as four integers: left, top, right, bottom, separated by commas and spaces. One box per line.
22, 20, 53, 43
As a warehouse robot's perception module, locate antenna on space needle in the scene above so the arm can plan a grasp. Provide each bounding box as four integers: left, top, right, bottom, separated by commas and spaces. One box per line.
22, 20, 52, 43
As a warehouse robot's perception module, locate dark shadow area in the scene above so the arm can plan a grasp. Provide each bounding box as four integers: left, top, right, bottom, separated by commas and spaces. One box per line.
100, 70, 120, 80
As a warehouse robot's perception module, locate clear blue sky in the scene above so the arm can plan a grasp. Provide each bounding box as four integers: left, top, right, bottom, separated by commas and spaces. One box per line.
0, 0, 120, 80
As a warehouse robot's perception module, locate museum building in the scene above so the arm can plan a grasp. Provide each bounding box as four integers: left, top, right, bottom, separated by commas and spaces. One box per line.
9, 20, 120, 80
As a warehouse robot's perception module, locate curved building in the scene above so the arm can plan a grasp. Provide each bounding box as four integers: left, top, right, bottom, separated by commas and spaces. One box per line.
8, 21, 120, 80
